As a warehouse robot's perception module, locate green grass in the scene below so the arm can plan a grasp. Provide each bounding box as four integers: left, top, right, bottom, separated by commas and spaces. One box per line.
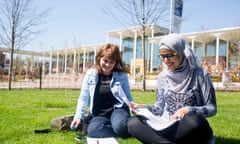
0, 90, 240, 144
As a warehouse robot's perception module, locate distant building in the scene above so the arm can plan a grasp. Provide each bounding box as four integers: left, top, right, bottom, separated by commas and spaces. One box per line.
1, 25, 240, 80
106, 25, 240, 78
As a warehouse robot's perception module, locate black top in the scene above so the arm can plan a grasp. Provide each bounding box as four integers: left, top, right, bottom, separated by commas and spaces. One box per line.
92, 73, 119, 118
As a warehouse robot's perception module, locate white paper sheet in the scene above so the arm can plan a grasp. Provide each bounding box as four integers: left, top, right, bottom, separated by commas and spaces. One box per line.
86, 137, 119, 144
134, 108, 178, 131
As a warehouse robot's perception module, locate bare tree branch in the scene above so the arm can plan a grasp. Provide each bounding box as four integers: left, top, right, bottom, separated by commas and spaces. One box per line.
101, 0, 170, 91
102, 0, 169, 29
0, 0, 50, 90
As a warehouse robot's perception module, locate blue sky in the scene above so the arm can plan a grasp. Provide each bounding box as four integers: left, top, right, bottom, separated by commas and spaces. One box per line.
28, 0, 240, 52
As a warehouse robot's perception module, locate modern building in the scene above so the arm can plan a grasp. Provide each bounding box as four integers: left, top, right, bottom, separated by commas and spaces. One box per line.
151, 27, 240, 78
106, 25, 240, 80
1, 25, 240, 81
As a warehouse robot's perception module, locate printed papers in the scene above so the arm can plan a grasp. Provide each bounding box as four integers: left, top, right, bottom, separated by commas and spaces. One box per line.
134, 108, 178, 131
86, 137, 119, 144
118, 86, 178, 131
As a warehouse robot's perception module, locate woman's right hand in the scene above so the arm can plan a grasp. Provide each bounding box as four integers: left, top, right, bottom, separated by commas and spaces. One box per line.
130, 102, 144, 109
70, 118, 81, 130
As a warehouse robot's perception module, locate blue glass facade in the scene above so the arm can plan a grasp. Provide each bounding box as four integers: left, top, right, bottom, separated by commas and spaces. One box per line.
122, 37, 161, 72
152, 44, 162, 69
122, 38, 134, 65
121, 36, 238, 74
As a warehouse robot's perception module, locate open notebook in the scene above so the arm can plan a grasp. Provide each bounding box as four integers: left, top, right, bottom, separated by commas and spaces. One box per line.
133, 108, 179, 131
118, 86, 179, 131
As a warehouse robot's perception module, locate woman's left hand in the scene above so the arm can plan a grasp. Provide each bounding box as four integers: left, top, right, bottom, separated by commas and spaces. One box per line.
170, 107, 189, 120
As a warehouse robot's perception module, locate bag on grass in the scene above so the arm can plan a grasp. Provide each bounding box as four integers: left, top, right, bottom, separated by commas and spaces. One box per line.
50, 114, 91, 133
50, 114, 74, 131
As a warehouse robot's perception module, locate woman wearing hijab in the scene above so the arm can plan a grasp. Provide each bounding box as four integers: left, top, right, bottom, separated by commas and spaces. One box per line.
128, 33, 217, 144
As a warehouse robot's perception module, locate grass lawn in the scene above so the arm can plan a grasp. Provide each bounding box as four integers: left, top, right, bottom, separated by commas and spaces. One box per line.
0, 89, 240, 144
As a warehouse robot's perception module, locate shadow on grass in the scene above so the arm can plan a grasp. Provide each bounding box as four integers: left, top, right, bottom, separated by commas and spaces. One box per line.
216, 136, 240, 144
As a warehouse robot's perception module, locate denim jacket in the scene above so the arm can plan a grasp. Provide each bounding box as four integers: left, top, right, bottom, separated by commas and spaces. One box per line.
74, 68, 134, 120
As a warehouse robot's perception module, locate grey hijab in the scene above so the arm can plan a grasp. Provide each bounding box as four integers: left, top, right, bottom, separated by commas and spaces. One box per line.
159, 33, 198, 93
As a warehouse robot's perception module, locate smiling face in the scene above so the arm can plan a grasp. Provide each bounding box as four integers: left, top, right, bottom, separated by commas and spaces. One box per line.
159, 48, 180, 71
100, 56, 116, 75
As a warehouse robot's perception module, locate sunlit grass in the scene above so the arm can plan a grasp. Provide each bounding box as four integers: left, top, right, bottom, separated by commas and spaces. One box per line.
0, 89, 240, 144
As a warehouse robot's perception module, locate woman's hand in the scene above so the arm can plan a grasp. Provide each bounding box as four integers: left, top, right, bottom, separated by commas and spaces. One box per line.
130, 102, 145, 114
170, 107, 189, 120
130, 102, 145, 109
70, 118, 81, 130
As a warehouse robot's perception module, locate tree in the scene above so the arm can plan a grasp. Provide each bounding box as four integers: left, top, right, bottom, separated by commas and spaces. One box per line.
0, 0, 49, 90
102, 0, 169, 91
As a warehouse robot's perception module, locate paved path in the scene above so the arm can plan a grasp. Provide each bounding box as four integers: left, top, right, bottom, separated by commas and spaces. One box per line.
1, 76, 240, 91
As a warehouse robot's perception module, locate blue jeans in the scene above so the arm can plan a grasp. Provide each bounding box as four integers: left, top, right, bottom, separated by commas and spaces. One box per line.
87, 107, 131, 138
